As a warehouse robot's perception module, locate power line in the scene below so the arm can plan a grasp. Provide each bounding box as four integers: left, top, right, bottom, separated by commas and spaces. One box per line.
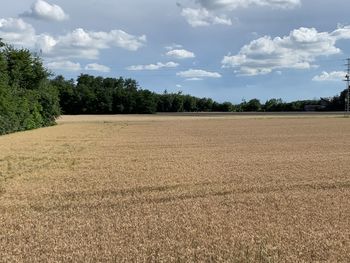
344, 58, 350, 114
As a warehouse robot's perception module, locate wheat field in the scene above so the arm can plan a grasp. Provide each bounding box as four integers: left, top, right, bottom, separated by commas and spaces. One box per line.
0, 115, 349, 262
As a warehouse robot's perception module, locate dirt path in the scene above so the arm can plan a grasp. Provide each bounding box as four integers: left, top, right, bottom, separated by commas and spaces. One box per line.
1, 116, 349, 262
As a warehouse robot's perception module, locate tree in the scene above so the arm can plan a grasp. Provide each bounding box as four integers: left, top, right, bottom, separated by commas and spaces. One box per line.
197, 98, 213, 112
171, 92, 184, 112
264, 98, 283, 112
157, 90, 173, 112
51, 76, 78, 114
37, 80, 60, 125
213, 101, 233, 112
136, 90, 157, 114
183, 95, 197, 112
242, 99, 262, 112
0, 42, 60, 135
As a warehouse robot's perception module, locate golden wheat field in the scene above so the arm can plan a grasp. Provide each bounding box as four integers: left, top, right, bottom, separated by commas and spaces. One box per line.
0, 114, 349, 262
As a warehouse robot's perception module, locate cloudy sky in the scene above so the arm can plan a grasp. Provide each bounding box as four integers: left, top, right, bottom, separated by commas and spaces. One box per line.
1, 0, 350, 102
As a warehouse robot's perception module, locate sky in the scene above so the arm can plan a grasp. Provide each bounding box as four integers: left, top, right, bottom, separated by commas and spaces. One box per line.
1, 0, 350, 103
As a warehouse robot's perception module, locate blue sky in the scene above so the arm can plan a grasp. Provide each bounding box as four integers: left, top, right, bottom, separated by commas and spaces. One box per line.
1, 0, 350, 103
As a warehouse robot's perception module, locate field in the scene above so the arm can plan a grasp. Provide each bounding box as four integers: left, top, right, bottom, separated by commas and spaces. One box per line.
0, 114, 349, 262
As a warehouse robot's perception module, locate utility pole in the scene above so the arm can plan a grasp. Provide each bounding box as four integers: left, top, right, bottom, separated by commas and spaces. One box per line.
344, 58, 350, 114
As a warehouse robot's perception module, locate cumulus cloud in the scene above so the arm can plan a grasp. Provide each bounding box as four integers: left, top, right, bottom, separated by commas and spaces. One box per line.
85, 63, 111, 73
46, 61, 112, 73
181, 8, 232, 27
109, 30, 147, 51
222, 26, 350, 76
196, 0, 301, 10
0, 18, 36, 46
166, 49, 195, 59
41, 28, 146, 59
126, 62, 179, 71
21, 0, 69, 21
177, 69, 222, 80
0, 17, 146, 61
181, 0, 300, 28
46, 60, 81, 71
312, 71, 346, 82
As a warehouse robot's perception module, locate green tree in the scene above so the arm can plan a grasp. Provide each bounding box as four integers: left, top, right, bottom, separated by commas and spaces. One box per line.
51, 76, 78, 114
0, 42, 60, 135
197, 98, 213, 112
264, 98, 283, 112
136, 90, 157, 113
183, 95, 197, 112
242, 99, 262, 112
171, 92, 184, 112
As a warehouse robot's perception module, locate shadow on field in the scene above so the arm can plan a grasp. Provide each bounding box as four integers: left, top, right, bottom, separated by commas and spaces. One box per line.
24, 180, 350, 213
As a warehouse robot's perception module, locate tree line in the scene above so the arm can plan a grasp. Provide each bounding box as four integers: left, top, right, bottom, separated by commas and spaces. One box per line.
51, 74, 236, 114
52, 74, 348, 115
1, 41, 349, 135
0, 42, 60, 135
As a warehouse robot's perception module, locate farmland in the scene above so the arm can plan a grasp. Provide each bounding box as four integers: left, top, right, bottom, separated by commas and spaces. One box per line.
0, 114, 349, 262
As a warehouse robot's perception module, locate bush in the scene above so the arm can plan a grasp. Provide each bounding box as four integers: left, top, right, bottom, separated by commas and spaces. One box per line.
0, 42, 60, 135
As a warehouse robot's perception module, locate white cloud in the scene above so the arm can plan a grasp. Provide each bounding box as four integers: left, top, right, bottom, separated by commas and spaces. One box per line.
177, 69, 222, 79
85, 63, 111, 73
35, 34, 57, 53
182, 0, 299, 28
165, 44, 183, 51
166, 49, 195, 59
47, 61, 111, 73
41, 28, 146, 59
222, 26, 350, 76
186, 77, 203, 81
47, 60, 81, 71
126, 62, 179, 71
181, 8, 232, 27
176, 84, 183, 88
312, 71, 346, 82
109, 30, 147, 51
21, 0, 69, 21
196, 0, 301, 10
0, 18, 36, 46
0, 17, 146, 61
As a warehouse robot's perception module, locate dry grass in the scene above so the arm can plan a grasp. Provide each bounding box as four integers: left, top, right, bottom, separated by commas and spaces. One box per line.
0, 114, 349, 262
